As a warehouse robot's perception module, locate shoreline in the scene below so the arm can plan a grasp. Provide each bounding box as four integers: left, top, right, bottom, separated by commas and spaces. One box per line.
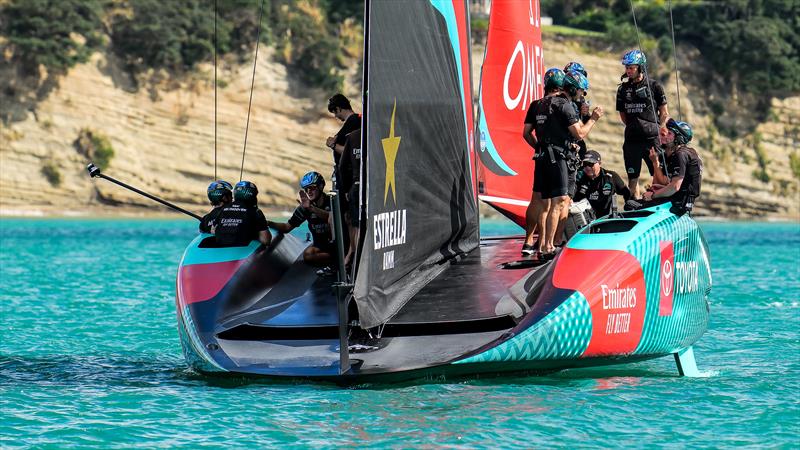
2, 205, 798, 223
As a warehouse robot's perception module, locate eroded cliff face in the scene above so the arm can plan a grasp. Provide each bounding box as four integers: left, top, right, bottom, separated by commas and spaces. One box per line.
1, 39, 798, 219
1, 46, 351, 216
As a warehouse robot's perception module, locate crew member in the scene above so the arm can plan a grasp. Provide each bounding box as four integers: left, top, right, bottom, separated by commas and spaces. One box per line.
326, 94, 361, 189
337, 129, 362, 267
574, 150, 631, 217
214, 181, 271, 247
200, 180, 232, 233
267, 171, 336, 273
525, 69, 603, 258
616, 50, 669, 198
522, 67, 564, 256
564, 61, 591, 128
630, 119, 702, 215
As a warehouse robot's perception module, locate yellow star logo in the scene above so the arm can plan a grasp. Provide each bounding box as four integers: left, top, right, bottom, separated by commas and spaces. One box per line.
381, 99, 401, 205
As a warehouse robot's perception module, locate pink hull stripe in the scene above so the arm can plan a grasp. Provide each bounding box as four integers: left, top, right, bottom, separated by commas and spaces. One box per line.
178, 260, 244, 305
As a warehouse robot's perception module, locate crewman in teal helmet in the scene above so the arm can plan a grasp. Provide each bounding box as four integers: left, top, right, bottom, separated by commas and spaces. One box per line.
213, 180, 271, 246
627, 118, 703, 215
522, 67, 604, 259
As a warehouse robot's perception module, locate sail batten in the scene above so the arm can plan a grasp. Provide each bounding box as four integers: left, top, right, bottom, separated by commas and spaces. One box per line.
354, 0, 478, 329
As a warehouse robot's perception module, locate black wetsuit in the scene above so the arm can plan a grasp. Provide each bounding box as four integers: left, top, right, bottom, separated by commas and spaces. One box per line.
574, 168, 631, 217
332, 113, 361, 188
199, 205, 224, 233
337, 129, 362, 226
665, 145, 702, 212
616, 77, 667, 178
288, 195, 334, 252
213, 202, 269, 247
524, 94, 580, 199
627, 145, 702, 214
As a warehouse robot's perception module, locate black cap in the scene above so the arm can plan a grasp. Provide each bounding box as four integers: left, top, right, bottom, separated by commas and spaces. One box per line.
583, 150, 601, 164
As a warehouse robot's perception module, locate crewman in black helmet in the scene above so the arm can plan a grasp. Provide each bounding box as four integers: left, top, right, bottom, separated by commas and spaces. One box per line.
199, 180, 233, 233
626, 119, 702, 215
213, 181, 271, 247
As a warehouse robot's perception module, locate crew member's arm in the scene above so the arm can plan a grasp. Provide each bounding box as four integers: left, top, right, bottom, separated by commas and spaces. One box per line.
266, 220, 294, 233
645, 151, 687, 201
654, 82, 669, 129
305, 204, 330, 222
253, 210, 273, 245
522, 123, 537, 149
648, 147, 670, 186
646, 176, 683, 200
616, 86, 626, 125
568, 106, 603, 141
611, 171, 632, 200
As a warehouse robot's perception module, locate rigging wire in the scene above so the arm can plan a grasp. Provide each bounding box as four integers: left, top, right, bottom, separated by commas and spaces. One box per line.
239, 0, 266, 181
667, 0, 682, 121
213, 0, 218, 180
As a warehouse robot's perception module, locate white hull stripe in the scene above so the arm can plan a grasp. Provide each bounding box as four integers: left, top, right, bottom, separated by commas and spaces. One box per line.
479, 195, 529, 207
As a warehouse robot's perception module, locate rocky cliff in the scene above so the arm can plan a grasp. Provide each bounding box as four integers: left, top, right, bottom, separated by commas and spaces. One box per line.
1, 37, 798, 220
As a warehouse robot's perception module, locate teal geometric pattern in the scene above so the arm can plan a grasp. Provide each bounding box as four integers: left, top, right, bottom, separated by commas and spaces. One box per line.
454, 292, 592, 364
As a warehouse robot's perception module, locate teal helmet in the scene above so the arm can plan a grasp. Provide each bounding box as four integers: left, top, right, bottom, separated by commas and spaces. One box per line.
233, 180, 258, 204
564, 61, 587, 77
666, 118, 693, 145
564, 70, 589, 95
207, 180, 232, 204
300, 171, 325, 189
543, 68, 565, 91
622, 49, 647, 67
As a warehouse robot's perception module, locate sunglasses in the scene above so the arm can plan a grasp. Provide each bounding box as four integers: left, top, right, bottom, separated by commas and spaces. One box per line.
583, 161, 597, 167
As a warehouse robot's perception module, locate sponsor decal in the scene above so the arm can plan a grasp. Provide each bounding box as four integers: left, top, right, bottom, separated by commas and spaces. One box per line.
378, 99, 407, 269
503, 41, 544, 111
553, 248, 646, 356
659, 241, 674, 315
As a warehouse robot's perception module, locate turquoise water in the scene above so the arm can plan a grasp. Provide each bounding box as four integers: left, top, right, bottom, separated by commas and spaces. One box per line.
1, 218, 798, 447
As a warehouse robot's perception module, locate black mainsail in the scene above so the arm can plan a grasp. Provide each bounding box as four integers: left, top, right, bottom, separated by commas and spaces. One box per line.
354, 0, 478, 328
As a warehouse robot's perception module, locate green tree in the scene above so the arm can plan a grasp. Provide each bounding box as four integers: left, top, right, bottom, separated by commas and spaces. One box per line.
1, 0, 103, 75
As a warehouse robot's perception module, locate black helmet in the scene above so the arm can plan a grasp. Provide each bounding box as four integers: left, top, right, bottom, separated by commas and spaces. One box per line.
300, 171, 325, 189
666, 118, 693, 145
207, 180, 232, 204
233, 180, 258, 204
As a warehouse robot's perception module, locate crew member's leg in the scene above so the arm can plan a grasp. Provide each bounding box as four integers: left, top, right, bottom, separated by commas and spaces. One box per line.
623, 139, 644, 199
554, 164, 577, 245
543, 159, 569, 254
304, 245, 334, 267
524, 191, 541, 248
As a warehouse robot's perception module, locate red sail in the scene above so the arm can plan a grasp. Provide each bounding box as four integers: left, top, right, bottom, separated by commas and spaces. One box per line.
476, 0, 544, 227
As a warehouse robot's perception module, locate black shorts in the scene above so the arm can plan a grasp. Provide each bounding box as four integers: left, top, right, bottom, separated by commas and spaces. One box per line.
533, 157, 569, 199
348, 183, 360, 227
623, 136, 659, 179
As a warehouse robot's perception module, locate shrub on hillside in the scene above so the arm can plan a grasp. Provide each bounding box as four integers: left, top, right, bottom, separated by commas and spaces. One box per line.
75, 128, 115, 170
40, 160, 62, 187
272, 1, 344, 92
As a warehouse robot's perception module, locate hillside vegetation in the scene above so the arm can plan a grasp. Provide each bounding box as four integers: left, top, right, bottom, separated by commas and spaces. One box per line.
0, 1, 797, 219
